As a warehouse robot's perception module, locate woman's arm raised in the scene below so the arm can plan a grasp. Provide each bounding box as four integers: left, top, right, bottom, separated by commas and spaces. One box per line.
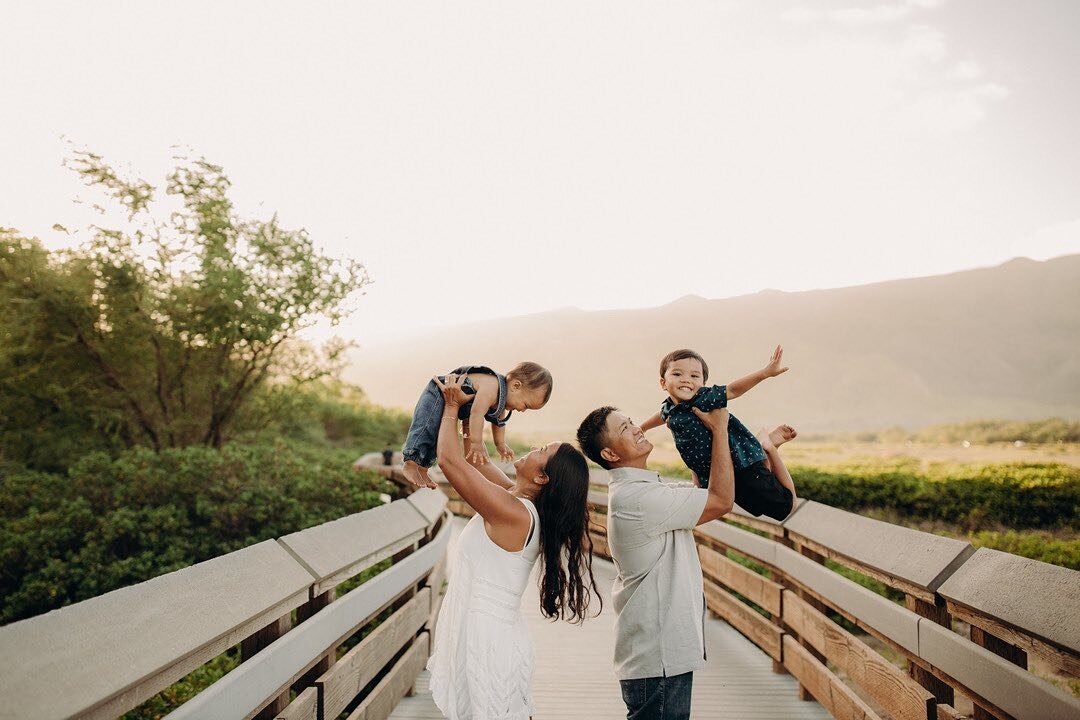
435, 375, 530, 529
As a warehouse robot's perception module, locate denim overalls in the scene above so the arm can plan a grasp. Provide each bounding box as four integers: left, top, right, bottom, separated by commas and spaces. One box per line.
402, 365, 511, 467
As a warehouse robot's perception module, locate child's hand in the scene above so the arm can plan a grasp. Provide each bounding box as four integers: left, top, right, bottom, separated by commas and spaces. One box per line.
764, 345, 789, 378
466, 442, 489, 466
496, 443, 515, 462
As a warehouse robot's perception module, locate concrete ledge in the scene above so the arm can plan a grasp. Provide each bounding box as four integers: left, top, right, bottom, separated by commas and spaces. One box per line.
406, 488, 449, 527
279, 500, 428, 594
782, 501, 974, 593
937, 547, 1080, 655
775, 544, 920, 654
0, 540, 313, 720
695, 519, 777, 567
166, 523, 450, 720
918, 617, 1080, 720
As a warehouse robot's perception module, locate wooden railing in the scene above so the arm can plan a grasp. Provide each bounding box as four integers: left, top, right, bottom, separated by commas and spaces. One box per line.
585, 484, 1080, 720
0, 488, 450, 720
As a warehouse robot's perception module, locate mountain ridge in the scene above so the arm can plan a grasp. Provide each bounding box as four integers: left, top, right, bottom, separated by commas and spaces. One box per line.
345, 255, 1080, 435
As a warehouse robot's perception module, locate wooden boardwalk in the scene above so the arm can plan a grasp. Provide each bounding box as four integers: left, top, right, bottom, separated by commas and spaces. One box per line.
390, 518, 831, 720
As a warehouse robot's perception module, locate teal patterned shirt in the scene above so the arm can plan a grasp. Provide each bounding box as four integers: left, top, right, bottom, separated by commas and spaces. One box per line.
659, 384, 766, 485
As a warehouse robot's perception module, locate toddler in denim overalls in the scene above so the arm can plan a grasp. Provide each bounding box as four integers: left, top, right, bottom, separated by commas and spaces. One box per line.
402, 362, 553, 488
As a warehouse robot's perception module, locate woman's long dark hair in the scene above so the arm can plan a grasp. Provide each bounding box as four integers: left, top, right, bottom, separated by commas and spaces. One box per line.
533, 443, 602, 624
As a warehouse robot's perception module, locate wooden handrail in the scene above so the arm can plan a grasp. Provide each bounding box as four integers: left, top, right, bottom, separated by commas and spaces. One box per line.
0, 491, 450, 720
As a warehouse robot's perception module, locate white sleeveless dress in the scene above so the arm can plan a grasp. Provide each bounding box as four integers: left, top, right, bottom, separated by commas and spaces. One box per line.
428, 497, 541, 720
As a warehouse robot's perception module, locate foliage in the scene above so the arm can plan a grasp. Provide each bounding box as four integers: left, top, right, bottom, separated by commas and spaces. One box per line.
121, 647, 241, 720
792, 461, 1079, 530
0, 151, 369, 468
0, 439, 394, 624
963, 530, 1080, 570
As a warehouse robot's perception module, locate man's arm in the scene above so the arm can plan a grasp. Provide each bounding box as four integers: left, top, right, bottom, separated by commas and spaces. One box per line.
640, 412, 665, 432
693, 407, 735, 524
726, 345, 788, 400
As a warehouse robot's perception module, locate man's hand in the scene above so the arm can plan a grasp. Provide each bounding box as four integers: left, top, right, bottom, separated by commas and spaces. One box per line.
691, 406, 730, 434
764, 345, 788, 378
496, 443, 515, 462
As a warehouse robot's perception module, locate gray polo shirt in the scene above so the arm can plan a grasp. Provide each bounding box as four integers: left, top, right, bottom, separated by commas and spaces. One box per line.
607, 465, 709, 681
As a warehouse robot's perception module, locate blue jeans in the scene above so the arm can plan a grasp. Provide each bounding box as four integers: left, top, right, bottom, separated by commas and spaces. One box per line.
619, 672, 693, 720
402, 376, 477, 468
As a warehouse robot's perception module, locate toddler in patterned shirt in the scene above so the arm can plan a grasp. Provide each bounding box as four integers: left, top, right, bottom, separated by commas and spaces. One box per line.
640, 347, 798, 521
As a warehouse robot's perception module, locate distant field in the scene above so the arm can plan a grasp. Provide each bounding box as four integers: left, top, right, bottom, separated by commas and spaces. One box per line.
513, 430, 1080, 469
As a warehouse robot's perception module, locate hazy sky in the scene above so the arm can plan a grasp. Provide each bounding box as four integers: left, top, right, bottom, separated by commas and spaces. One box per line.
2, 0, 1078, 347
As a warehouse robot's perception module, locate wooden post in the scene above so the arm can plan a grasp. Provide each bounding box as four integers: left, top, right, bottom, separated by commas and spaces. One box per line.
240, 613, 291, 720
906, 594, 955, 707
970, 625, 1026, 720
292, 588, 337, 693
795, 545, 830, 701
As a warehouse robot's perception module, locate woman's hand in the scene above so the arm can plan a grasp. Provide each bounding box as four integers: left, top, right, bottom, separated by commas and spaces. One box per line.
434, 373, 471, 407
496, 443, 515, 462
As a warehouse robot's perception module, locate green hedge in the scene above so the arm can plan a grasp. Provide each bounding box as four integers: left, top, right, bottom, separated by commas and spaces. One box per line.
0, 440, 392, 624
793, 461, 1079, 530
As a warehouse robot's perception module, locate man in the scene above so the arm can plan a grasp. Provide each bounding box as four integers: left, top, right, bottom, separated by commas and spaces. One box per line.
577, 405, 734, 720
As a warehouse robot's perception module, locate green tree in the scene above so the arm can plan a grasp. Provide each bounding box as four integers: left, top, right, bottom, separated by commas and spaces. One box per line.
0, 152, 369, 467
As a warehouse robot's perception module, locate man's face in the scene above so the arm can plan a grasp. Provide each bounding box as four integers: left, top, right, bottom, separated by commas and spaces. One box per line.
601, 411, 652, 467
660, 357, 705, 403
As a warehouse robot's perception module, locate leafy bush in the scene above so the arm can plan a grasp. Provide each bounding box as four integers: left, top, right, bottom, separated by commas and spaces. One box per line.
793, 462, 1079, 530
963, 530, 1080, 570
0, 440, 393, 623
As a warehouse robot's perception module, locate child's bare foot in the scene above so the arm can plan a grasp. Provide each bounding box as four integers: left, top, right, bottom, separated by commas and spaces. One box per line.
769, 424, 797, 448
402, 460, 430, 489
758, 425, 797, 452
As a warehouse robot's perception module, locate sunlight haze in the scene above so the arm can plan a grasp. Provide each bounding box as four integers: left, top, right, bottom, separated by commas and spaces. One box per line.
2, 0, 1078, 346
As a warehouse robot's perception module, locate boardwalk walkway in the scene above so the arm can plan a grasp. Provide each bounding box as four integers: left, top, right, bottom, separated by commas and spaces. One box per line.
390, 518, 830, 720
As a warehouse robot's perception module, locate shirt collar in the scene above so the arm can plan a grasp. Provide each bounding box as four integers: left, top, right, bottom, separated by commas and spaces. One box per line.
608, 465, 661, 484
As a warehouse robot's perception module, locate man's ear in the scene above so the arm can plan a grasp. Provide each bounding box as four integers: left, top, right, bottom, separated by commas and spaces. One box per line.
600, 447, 619, 465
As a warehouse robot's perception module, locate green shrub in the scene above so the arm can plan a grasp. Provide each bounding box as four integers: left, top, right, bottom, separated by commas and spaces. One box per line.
0, 440, 393, 623
794, 462, 1079, 530
963, 530, 1080, 570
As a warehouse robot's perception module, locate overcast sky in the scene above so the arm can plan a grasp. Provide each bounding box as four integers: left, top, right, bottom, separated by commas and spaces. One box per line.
2, 0, 1078, 347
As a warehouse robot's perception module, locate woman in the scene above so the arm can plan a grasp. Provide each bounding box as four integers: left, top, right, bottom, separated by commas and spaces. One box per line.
427, 374, 601, 720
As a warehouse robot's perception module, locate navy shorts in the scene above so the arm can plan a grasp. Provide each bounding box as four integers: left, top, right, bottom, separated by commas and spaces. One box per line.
731, 461, 794, 521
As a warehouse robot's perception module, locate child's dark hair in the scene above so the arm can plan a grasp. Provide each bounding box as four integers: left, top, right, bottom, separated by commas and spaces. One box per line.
507, 361, 553, 404
659, 349, 710, 383
534, 443, 602, 623
576, 406, 617, 470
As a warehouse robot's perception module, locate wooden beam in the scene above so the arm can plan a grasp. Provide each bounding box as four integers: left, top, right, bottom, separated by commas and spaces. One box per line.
317, 590, 430, 720
275, 687, 317, 720
783, 591, 934, 720
782, 636, 883, 720
703, 579, 783, 661
698, 544, 782, 615
344, 632, 430, 720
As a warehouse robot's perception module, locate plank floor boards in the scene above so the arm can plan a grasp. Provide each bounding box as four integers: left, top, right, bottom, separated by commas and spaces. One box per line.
390, 518, 830, 719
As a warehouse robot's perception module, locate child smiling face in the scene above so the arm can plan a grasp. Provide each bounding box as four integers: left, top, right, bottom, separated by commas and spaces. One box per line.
661, 356, 706, 403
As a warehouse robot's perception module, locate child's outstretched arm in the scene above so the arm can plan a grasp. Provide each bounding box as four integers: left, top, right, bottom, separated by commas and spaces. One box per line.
492, 422, 514, 462
465, 381, 498, 466
640, 412, 666, 432
726, 345, 788, 400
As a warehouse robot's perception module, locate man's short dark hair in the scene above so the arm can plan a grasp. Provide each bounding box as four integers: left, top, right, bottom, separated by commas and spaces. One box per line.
659, 349, 710, 383
577, 406, 618, 470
